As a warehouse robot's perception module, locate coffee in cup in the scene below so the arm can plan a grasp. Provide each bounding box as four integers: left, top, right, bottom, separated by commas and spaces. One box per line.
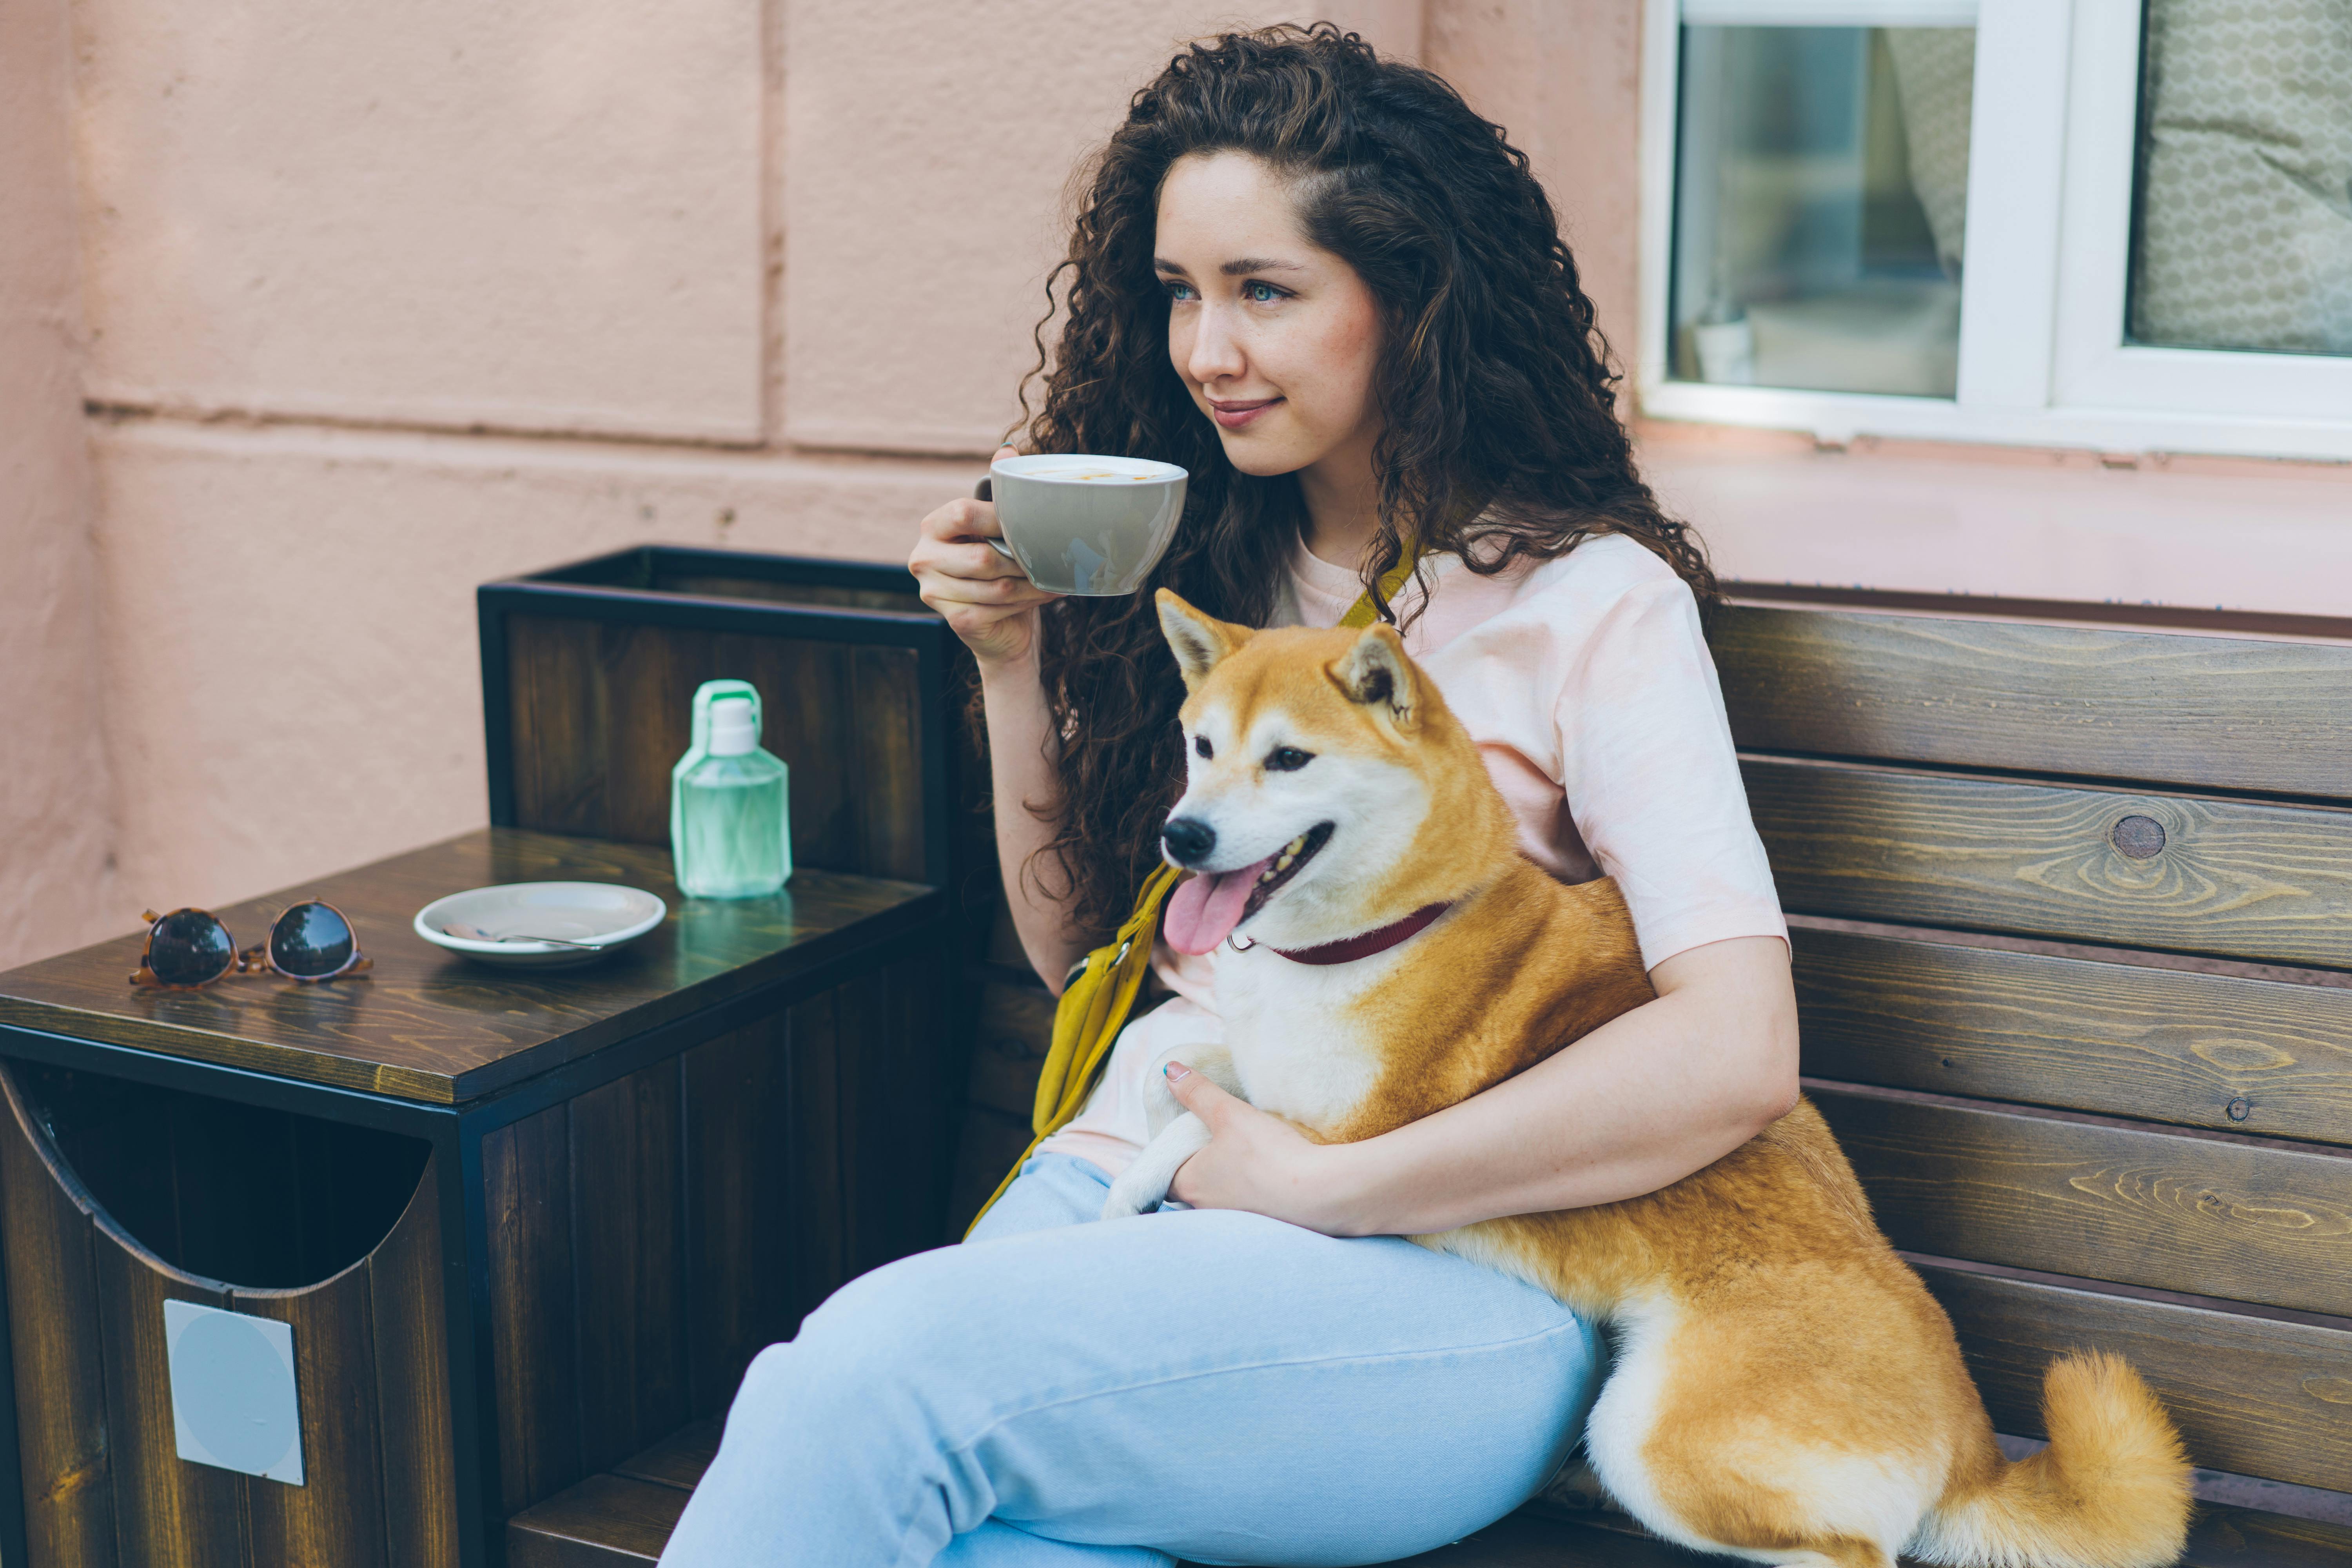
983, 453, 1188, 595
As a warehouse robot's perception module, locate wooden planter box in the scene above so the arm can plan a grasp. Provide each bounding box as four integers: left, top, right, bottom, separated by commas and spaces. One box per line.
477, 543, 991, 938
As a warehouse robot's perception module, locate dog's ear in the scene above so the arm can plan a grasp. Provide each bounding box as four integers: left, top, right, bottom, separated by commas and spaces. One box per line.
1328, 624, 1417, 726
1157, 589, 1250, 693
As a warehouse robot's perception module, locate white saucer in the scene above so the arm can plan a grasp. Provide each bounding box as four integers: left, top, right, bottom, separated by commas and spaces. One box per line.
414, 882, 668, 969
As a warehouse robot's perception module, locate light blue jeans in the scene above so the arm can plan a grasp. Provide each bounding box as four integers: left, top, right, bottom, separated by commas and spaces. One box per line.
658, 1153, 1602, 1568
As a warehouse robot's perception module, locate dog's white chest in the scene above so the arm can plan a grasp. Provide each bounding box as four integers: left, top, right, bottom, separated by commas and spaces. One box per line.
1214, 947, 1388, 1135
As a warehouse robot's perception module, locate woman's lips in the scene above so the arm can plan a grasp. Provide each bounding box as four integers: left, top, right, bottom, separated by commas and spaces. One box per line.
1208, 396, 1281, 430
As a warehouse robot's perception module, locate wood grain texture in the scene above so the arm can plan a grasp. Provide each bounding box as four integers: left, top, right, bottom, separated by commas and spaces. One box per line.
985, 899, 1035, 970
1497, 1502, 2352, 1568
90, 1227, 246, 1568
681, 1016, 794, 1418
2180, 1503, 2352, 1568
1793, 928, 2352, 1145
946, 1105, 1034, 1240
505, 617, 612, 840
762, 955, 964, 1328
607, 1419, 720, 1492
834, 970, 898, 1281
1917, 1264, 2352, 1493
570, 1062, 689, 1475
505, 1473, 689, 1567
502, 614, 926, 878
851, 645, 928, 883
367, 1152, 458, 1568
649, 572, 926, 615
839, 956, 956, 1281
0, 1067, 120, 1568
486, 1103, 582, 1518
784, 986, 846, 1329
1746, 759, 2352, 970
1712, 604, 2352, 801
0, 828, 937, 1103
236, 1265, 389, 1568
967, 980, 1054, 1121
1814, 1089, 2352, 1317
1722, 583, 2352, 644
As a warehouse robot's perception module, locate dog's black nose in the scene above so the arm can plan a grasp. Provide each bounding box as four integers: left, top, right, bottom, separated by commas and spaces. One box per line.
1161, 817, 1216, 867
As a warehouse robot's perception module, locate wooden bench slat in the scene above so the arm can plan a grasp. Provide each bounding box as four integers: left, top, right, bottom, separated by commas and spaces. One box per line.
946, 1103, 1035, 1238
1747, 759, 2352, 971
1794, 928, 2352, 1147
1714, 605, 2352, 801
608, 1418, 719, 1493
969, 980, 1055, 1121
2182, 1503, 2352, 1568
506, 1472, 686, 1567
1506, 1505, 2352, 1568
1917, 1264, 2352, 1494
1814, 1087, 2352, 1317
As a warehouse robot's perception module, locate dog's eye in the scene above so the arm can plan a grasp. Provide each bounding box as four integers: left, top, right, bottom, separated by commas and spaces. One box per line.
1264, 746, 1314, 773
1194, 735, 1213, 760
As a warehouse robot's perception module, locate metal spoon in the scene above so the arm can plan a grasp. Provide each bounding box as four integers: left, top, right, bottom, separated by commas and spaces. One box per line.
441, 922, 608, 952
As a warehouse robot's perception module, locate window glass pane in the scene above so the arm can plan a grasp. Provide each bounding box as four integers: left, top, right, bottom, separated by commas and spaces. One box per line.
1671, 24, 1975, 396
2129, 0, 2352, 358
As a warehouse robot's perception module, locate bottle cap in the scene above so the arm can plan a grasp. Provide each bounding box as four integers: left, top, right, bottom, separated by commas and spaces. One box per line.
708, 697, 759, 757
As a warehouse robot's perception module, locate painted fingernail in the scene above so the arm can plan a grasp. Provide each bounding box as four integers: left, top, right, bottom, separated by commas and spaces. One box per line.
1163, 1061, 1191, 1082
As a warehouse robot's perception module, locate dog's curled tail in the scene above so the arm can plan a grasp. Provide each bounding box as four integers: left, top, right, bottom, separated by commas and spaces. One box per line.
1914, 1352, 2192, 1568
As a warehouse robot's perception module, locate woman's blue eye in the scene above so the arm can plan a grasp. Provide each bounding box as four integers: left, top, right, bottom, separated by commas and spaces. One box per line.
1165, 281, 1197, 302
1245, 282, 1281, 303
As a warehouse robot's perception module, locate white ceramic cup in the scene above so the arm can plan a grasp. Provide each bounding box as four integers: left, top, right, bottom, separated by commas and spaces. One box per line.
983, 453, 1189, 595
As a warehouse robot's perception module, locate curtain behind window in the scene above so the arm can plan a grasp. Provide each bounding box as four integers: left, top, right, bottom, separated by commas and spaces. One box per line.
2130, 0, 2352, 356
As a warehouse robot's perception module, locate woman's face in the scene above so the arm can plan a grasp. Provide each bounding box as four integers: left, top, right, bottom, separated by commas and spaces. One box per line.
1155, 152, 1384, 480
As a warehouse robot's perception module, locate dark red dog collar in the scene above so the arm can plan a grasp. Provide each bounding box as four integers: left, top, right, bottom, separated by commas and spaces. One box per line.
1269, 901, 1453, 965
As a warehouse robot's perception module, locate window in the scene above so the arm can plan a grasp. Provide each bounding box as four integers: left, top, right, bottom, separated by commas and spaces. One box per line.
1670, 13, 1976, 397
1637, 0, 2352, 461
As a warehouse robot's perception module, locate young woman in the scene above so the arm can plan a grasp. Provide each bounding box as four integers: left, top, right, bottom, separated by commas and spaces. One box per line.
662, 25, 1795, 1568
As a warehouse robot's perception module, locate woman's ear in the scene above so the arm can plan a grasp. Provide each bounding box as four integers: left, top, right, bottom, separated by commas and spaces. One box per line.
1157, 590, 1251, 691
1327, 624, 1417, 726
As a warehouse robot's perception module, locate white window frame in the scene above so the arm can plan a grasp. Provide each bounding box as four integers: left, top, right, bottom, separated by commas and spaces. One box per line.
1636, 0, 2352, 462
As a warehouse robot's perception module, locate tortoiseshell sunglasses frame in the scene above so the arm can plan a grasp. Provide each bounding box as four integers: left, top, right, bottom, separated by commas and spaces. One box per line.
128, 902, 374, 990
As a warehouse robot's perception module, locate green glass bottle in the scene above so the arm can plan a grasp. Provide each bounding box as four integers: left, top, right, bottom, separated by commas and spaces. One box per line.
670, 679, 792, 898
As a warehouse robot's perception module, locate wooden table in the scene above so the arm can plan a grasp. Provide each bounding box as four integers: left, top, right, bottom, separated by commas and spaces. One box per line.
0, 828, 956, 1568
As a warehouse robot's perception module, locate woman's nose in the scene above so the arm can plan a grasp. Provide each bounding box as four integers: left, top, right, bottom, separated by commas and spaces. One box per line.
1185, 305, 1247, 387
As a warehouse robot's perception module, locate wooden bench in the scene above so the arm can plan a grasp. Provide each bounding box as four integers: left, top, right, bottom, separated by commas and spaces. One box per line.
511, 586, 2352, 1566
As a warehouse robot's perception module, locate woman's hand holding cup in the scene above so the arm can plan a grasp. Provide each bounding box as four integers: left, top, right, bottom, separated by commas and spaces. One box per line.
911, 446, 1060, 669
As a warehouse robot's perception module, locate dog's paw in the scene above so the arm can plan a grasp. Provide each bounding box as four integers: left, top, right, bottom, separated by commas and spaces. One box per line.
1099, 1177, 1161, 1221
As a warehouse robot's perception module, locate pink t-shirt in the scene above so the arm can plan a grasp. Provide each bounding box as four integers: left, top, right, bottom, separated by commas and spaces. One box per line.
1038, 531, 1787, 1176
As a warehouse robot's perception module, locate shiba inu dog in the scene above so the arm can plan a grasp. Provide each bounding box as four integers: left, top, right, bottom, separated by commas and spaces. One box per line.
1102, 589, 2192, 1568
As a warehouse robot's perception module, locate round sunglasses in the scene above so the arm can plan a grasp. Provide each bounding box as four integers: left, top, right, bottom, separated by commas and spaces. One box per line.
129, 902, 373, 990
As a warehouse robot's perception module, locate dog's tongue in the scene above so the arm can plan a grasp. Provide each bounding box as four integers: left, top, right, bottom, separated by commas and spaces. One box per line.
1163, 855, 1277, 955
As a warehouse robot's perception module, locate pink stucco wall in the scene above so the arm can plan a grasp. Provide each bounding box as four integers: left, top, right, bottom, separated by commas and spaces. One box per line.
4, 0, 2346, 970
2, 0, 119, 969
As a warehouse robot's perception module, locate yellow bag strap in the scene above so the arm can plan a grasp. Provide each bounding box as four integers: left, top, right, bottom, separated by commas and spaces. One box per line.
966, 863, 1182, 1233
964, 551, 1421, 1235
1339, 548, 1419, 630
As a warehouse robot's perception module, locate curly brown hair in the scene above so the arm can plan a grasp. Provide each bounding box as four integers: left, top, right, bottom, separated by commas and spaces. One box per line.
1012, 22, 1713, 938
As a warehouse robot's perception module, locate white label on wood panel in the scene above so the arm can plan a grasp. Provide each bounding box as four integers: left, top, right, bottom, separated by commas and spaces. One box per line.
163, 1299, 304, 1486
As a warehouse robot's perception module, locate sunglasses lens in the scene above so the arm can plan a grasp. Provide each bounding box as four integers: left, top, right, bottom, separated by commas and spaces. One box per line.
269, 903, 354, 979
149, 911, 237, 986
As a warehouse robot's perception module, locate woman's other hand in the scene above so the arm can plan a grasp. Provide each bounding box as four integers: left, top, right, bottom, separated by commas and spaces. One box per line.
1161, 1061, 1368, 1235
910, 445, 1060, 668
